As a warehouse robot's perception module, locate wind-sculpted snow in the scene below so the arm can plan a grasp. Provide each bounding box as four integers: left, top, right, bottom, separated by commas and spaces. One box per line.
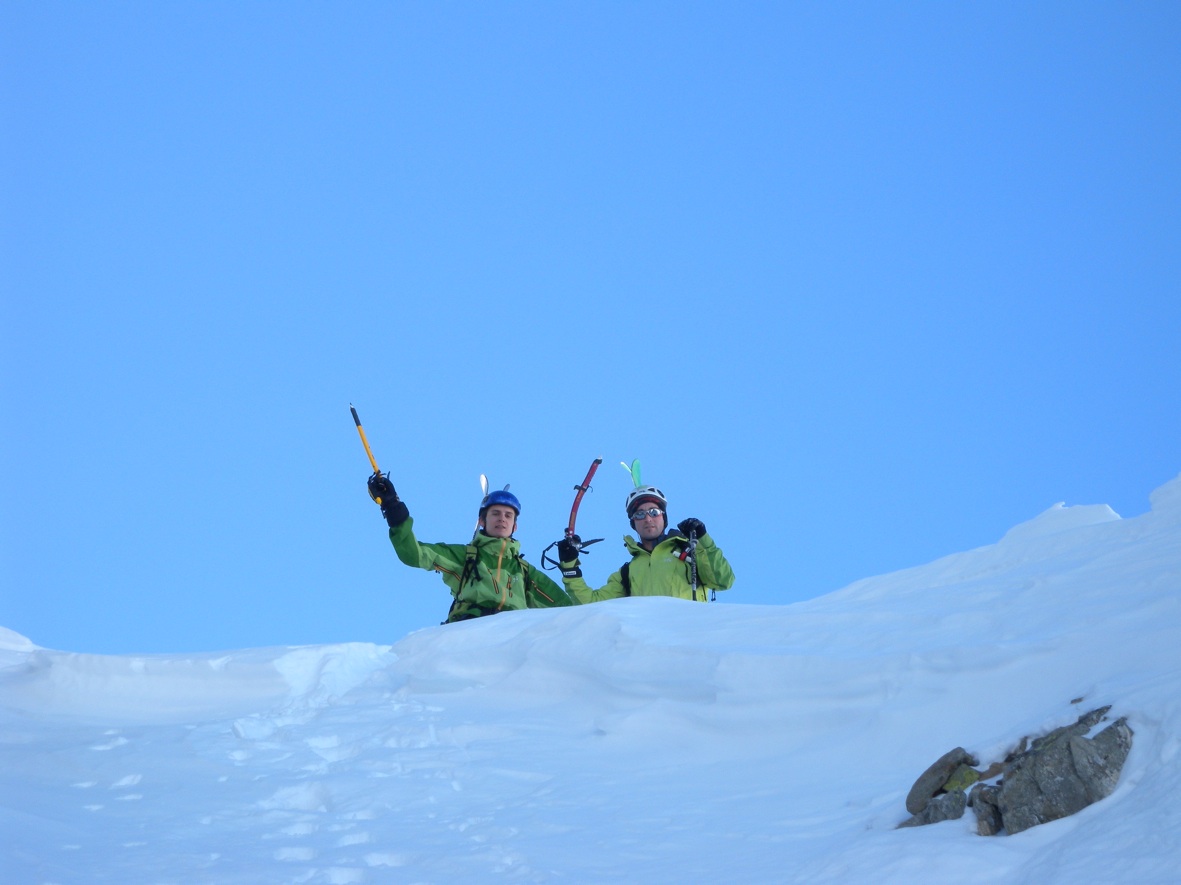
2, 475, 1180, 883
998, 501, 1121, 543
0, 644, 293, 724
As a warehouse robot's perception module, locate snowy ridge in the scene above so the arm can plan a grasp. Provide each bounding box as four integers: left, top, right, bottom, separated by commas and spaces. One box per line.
2, 475, 1180, 883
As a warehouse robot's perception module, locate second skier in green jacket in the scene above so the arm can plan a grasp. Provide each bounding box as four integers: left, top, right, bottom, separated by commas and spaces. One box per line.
557, 484, 734, 604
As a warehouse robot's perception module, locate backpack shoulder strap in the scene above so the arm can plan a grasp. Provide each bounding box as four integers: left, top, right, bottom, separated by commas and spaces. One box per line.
457, 544, 480, 596
620, 561, 631, 596
518, 554, 536, 591
442, 544, 484, 625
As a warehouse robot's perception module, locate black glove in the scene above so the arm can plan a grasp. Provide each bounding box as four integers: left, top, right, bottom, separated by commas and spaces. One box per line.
367, 474, 409, 528
368, 473, 396, 503
557, 535, 582, 564
678, 518, 706, 538
381, 499, 410, 528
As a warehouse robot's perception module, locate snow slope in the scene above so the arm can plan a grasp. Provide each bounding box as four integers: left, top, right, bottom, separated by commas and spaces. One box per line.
3, 475, 1180, 884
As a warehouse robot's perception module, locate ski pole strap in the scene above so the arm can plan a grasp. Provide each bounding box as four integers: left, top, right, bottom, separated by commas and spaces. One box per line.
540, 537, 603, 572
540, 541, 560, 571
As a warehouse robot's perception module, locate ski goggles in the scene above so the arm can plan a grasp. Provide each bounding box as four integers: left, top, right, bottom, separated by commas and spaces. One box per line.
631, 508, 664, 520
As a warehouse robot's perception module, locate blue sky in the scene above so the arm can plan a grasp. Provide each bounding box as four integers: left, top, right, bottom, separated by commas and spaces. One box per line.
3, 1, 1178, 654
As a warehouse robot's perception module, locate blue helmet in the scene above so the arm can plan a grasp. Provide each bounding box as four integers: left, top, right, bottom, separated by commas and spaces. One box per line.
480, 489, 521, 516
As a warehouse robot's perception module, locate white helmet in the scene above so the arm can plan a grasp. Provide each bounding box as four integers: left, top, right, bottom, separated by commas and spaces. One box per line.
626, 485, 667, 519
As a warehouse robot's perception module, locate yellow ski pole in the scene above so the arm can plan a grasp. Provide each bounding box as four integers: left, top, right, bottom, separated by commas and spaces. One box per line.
350, 405, 384, 504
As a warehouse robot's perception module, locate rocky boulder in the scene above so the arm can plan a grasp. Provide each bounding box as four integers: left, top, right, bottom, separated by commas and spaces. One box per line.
898, 790, 967, 828
998, 709, 1133, 834
904, 746, 977, 815
899, 705, 1133, 836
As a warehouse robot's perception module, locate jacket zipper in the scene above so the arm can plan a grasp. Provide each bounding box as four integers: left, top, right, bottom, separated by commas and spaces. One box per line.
495, 539, 507, 610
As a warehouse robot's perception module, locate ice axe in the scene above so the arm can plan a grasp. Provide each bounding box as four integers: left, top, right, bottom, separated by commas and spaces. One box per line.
541, 458, 604, 570
567, 457, 603, 541
350, 405, 386, 504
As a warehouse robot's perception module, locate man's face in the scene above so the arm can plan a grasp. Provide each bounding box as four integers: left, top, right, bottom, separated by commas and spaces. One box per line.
631, 504, 665, 542
482, 505, 517, 538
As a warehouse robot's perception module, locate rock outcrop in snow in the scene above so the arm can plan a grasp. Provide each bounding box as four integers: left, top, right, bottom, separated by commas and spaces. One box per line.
900, 706, 1134, 835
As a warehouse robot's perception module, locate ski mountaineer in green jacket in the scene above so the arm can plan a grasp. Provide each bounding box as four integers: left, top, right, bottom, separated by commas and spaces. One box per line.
555, 484, 734, 603
366, 475, 577, 623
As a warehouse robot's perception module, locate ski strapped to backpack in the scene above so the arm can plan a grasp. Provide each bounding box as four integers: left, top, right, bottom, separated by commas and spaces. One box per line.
541, 458, 604, 570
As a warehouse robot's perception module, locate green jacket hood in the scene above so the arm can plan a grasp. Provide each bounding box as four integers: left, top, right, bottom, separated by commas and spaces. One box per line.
473, 530, 521, 556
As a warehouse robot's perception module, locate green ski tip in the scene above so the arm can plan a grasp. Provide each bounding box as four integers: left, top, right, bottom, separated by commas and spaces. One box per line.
620, 459, 642, 488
